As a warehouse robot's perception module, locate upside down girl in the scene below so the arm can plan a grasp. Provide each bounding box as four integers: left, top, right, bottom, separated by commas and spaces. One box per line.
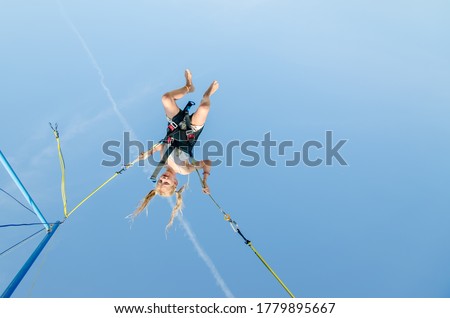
130, 70, 219, 229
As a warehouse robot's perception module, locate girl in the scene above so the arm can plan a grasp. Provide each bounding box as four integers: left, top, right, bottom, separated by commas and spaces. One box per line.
130, 70, 218, 229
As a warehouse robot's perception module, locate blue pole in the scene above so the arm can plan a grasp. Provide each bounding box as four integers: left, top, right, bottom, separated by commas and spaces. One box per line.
0, 150, 49, 231
1, 221, 60, 298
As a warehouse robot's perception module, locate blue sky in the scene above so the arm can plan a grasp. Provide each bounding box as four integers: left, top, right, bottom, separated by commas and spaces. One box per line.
1, 0, 449, 297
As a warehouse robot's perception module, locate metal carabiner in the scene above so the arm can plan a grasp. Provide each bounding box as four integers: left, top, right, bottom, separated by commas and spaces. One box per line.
229, 220, 239, 233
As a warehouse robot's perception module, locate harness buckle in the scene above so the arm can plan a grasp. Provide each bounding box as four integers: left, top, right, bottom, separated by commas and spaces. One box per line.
167, 136, 173, 145
186, 130, 195, 140
168, 120, 178, 131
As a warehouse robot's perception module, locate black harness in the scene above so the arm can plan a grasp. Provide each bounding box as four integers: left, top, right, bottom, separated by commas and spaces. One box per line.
150, 101, 203, 182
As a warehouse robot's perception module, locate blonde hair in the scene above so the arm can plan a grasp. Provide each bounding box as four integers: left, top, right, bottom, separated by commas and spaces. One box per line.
130, 183, 186, 231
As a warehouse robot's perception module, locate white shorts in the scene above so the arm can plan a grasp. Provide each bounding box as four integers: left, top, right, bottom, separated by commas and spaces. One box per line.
166, 116, 204, 132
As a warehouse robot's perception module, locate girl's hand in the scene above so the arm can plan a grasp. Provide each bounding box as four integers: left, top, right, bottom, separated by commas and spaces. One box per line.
202, 181, 210, 195
138, 151, 147, 161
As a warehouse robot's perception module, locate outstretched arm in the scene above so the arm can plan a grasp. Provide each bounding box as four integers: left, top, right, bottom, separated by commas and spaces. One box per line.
128, 143, 163, 166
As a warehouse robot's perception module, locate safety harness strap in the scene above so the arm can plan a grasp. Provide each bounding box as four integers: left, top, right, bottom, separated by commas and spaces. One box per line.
150, 145, 174, 182
150, 101, 197, 183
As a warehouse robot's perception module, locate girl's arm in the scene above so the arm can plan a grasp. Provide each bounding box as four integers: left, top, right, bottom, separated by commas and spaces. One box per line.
129, 143, 163, 165
198, 159, 211, 194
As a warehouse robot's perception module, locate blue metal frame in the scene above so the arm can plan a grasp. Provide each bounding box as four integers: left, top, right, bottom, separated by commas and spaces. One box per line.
1, 222, 60, 298
0, 149, 57, 297
0, 150, 49, 231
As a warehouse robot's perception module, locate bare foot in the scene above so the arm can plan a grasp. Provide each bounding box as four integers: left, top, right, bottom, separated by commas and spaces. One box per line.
185, 69, 195, 93
204, 80, 219, 97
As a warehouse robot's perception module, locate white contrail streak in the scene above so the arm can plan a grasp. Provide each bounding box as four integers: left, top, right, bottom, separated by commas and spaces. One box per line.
57, 1, 136, 139
177, 214, 235, 298
167, 198, 234, 297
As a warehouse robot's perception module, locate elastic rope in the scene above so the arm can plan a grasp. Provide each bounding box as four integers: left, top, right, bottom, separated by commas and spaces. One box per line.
50, 124, 162, 219
248, 242, 295, 298
66, 171, 122, 218
189, 158, 295, 298
66, 142, 164, 217
53, 128, 68, 218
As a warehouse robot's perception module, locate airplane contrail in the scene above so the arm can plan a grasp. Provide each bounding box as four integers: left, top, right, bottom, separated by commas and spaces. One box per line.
57, 0, 136, 140
177, 214, 235, 298
167, 197, 234, 298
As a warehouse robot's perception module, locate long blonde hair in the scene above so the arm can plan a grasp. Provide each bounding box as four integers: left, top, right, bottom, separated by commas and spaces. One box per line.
130, 184, 186, 230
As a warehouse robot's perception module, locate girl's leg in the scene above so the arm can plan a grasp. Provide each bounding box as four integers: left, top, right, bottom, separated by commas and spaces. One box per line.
162, 69, 195, 119
191, 80, 219, 126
